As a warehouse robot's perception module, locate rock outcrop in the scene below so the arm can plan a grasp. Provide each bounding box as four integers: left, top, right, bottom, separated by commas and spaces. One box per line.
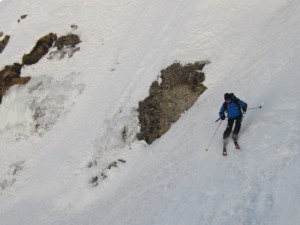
48, 33, 81, 60
137, 61, 208, 144
0, 63, 31, 103
22, 33, 57, 65
1, 32, 81, 105
54, 33, 81, 50
0, 35, 10, 54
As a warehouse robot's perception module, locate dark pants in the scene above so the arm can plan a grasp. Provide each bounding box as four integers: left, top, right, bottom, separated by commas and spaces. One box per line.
223, 116, 242, 139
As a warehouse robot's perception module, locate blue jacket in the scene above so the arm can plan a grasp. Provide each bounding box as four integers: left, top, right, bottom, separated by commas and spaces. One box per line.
219, 96, 247, 119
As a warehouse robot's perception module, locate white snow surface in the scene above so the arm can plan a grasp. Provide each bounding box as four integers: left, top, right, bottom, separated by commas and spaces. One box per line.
0, 0, 300, 224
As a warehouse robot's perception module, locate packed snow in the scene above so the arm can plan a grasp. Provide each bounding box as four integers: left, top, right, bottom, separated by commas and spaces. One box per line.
0, 0, 299, 224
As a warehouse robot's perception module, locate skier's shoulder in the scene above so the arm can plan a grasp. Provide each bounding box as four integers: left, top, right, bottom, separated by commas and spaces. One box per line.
231, 93, 246, 105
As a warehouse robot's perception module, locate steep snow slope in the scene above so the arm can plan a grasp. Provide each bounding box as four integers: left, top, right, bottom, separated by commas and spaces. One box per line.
0, 0, 299, 225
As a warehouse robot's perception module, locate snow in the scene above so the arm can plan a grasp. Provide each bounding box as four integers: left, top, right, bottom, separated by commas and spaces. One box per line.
0, 0, 300, 224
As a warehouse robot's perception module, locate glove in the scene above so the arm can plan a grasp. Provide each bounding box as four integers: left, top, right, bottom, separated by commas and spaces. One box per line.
220, 115, 225, 120
242, 107, 247, 113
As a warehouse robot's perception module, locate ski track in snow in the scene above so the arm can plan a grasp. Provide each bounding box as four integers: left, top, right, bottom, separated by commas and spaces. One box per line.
0, 0, 300, 225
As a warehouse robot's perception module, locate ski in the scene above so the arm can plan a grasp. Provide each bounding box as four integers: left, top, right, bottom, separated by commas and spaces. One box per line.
234, 141, 240, 149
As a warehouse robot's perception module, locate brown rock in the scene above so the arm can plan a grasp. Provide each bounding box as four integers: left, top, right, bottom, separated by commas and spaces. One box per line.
0, 63, 31, 100
54, 34, 81, 50
0, 35, 10, 53
22, 33, 57, 65
137, 61, 209, 144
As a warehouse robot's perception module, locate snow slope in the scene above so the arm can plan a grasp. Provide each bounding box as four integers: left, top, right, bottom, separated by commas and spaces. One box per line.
0, 0, 299, 224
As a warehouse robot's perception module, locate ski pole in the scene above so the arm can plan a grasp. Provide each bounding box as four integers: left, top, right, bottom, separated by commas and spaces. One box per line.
215, 117, 226, 122
247, 105, 262, 110
205, 120, 223, 151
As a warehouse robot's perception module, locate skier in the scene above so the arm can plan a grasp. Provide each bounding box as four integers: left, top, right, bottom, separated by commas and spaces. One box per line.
219, 93, 247, 152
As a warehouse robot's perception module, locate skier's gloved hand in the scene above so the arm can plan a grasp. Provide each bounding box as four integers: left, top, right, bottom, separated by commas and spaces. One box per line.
242, 107, 247, 113
220, 115, 225, 120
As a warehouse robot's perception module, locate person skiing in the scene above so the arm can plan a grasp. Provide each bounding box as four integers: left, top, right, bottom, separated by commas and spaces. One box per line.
219, 93, 247, 151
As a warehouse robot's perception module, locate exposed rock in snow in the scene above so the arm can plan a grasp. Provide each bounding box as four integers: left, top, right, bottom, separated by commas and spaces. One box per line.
0, 35, 10, 54
22, 33, 57, 65
0, 63, 31, 103
54, 33, 81, 50
137, 61, 208, 144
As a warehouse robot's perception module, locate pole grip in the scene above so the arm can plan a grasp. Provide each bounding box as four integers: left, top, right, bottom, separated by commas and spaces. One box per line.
215, 116, 227, 122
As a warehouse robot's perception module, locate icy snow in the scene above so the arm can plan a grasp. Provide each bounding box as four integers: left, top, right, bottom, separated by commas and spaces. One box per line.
0, 0, 300, 224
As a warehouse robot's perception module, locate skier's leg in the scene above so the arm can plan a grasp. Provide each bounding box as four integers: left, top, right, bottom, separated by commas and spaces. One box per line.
232, 116, 242, 140
223, 118, 234, 139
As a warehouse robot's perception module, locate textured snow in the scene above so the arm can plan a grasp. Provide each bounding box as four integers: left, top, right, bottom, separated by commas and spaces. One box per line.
0, 0, 299, 224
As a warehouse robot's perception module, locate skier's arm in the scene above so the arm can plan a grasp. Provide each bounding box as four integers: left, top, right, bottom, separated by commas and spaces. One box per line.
238, 100, 247, 112
219, 103, 226, 119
